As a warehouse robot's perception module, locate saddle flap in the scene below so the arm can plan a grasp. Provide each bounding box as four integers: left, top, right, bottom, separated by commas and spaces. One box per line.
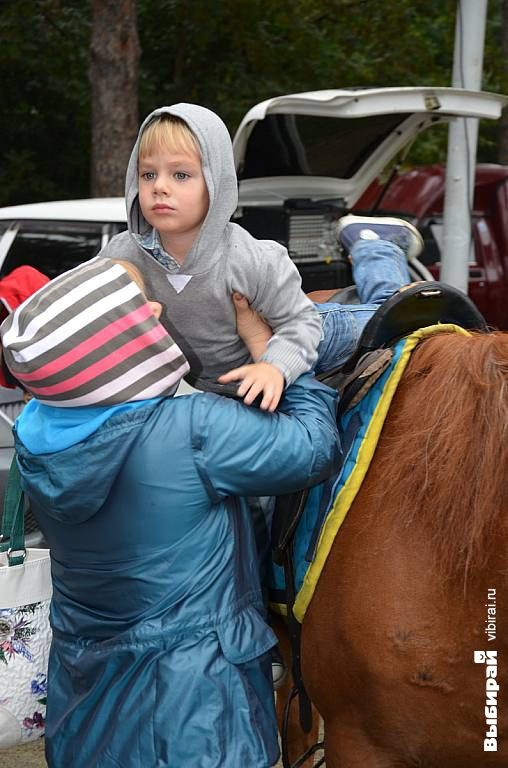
342, 280, 487, 373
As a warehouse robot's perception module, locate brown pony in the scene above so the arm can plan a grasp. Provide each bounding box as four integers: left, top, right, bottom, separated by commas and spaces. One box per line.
278, 330, 508, 767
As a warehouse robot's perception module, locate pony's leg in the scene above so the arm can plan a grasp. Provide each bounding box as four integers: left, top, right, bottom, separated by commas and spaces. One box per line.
272, 614, 320, 767
323, 723, 399, 768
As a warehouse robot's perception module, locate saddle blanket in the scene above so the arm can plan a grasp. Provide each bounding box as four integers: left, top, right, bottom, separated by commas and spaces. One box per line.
270, 323, 470, 623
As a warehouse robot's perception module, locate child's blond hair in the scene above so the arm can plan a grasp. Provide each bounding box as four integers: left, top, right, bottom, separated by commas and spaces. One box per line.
113, 260, 146, 294
139, 114, 201, 160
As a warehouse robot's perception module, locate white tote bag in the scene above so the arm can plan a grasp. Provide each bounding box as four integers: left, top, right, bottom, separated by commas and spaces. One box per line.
0, 458, 52, 748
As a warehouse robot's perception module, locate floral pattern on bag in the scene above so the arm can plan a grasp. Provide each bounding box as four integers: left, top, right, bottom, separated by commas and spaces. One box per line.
23, 672, 47, 733
23, 710, 45, 732
0, 604, 39, 664
0, 600, 51, 748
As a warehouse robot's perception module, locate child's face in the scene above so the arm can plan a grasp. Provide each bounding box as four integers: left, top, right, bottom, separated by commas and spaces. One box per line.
138, 146, 209, 254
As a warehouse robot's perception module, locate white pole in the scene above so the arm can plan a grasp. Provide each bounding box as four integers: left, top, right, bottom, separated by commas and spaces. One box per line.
441, 0, 488, 293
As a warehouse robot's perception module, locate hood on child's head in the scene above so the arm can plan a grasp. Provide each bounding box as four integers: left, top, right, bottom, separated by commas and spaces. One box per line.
0, 256, 189, 407
126, 104, 238, 270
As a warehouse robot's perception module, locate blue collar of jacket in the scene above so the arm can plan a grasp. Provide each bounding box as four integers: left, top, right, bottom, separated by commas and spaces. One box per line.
16, 397, 164, 455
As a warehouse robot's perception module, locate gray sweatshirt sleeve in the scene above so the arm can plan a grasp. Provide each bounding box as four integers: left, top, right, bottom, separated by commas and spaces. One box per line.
249, 242, 322, 385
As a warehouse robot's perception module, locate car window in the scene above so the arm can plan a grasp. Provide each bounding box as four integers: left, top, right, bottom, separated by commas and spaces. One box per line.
0, 220, 106, 278
239, 113, 410, 180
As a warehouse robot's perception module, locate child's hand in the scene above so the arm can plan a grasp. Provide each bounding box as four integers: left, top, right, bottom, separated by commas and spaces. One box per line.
218, 361, 285, 412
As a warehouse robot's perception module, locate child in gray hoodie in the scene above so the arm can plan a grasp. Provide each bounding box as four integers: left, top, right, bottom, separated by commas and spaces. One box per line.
99, 103, 322, 411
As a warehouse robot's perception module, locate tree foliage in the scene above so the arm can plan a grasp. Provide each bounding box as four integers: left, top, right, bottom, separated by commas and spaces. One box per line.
137, 0, 462, 128
0, 0, 505, 205
0, 0, 90, 204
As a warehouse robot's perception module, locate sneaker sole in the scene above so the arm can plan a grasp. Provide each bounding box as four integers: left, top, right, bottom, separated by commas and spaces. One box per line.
336, 214, 424, 261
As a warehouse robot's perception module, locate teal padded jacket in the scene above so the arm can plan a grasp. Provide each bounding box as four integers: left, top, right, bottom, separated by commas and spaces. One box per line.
14, 374, 339, 768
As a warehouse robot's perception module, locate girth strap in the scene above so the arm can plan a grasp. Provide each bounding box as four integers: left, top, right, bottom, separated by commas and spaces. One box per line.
283, 540, 313, 734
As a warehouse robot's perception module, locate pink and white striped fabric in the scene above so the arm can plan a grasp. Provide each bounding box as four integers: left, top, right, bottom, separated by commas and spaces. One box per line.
0, 257, 190, 406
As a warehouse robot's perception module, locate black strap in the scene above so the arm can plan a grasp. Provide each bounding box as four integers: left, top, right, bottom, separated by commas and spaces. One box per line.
0, 456, 26, 565
272, 489, 309, 566
283, 541, 313, 734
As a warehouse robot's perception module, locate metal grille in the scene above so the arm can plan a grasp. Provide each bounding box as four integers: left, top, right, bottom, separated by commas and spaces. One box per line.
288, 214, 341, 263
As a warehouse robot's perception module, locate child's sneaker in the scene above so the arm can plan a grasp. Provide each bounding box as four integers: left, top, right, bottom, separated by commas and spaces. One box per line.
336, 214, 423, 261
271, 647, 288, 690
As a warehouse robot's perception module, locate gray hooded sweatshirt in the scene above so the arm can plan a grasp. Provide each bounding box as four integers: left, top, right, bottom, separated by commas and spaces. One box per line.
99, 104, 322, 391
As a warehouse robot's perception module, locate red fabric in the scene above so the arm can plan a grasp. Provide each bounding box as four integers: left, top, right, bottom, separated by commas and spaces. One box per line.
0, 266, 50, 387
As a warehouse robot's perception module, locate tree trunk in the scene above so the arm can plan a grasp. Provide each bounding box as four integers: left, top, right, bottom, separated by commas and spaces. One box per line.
89, 0, 140, 196
498, 0, 508, 163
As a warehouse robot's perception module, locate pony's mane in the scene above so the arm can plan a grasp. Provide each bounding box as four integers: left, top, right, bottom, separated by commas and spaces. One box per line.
375, 330, 508, 580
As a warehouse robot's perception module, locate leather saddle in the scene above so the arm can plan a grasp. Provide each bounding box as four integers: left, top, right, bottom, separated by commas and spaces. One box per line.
319, 279, 488, 415
324, 280, 485, 375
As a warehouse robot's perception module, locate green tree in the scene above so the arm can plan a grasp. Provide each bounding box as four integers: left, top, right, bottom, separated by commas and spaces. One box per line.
138, 0, 459, 129
0, 0, 90, 205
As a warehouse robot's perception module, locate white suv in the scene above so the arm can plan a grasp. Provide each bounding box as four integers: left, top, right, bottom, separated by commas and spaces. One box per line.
0, 198, 127, 279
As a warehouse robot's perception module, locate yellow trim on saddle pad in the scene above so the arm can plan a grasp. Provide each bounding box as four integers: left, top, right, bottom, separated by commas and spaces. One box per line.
293, 323, 470, 623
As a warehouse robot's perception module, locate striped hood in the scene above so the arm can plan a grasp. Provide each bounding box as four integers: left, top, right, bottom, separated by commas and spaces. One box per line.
0, 257, 189, 407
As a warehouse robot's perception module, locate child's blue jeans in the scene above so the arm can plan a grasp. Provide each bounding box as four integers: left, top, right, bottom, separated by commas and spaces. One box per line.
315, 238, 411, 373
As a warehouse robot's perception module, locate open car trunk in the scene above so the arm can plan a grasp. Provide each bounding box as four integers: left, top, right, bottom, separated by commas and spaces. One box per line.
232, 87, 507, 290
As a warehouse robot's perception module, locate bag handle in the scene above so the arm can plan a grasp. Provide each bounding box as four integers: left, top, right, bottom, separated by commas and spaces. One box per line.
0, 456, 26, 566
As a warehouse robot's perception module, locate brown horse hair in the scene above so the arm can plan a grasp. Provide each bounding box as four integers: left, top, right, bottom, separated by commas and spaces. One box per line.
373, 330, 508, 584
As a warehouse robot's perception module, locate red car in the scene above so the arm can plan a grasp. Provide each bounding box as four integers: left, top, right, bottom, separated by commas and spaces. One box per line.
355, 163, 508, 330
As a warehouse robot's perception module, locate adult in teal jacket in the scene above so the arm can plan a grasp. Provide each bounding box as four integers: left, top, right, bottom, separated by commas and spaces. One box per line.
1, 257, 339, 768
